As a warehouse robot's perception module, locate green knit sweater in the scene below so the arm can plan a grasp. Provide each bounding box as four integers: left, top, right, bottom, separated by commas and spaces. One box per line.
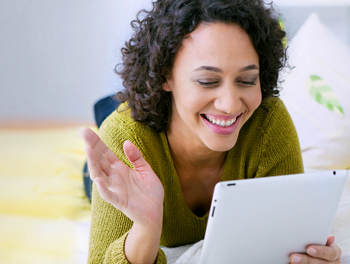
88, 97, 304, 263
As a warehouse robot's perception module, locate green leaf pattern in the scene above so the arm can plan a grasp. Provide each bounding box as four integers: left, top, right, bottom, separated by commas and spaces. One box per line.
307, 75, 344, 116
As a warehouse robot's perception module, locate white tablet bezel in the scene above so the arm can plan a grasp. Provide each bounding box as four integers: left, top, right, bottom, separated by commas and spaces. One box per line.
200, 170, 348, 264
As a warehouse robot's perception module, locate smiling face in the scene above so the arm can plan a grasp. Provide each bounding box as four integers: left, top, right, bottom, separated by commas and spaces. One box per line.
163, 22, 262, 153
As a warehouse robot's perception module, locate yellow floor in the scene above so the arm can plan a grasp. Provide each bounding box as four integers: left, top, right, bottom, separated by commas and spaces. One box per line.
0, 127, 92, 263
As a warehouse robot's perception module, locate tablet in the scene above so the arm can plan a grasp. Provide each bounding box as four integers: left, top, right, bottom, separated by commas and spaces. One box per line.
200, 170, 348, 264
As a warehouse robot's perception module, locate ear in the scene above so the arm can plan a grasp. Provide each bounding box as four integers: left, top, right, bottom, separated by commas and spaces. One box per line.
162, 73, 174, 92
162, 80, 172, 92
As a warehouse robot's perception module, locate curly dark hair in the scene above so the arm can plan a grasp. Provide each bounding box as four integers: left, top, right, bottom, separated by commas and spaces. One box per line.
115, 0, 286, 132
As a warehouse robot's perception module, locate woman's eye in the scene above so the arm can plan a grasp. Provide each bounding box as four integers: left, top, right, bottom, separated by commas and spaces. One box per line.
197, 80, 220, 86
238, 79, 257, 87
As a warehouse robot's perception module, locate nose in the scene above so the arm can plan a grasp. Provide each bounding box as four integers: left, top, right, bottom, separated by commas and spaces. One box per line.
213, 84, 242, 114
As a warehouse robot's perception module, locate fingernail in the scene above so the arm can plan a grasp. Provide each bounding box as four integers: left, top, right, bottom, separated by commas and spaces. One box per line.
308, 248, 317, 256
292, 255, 301, 263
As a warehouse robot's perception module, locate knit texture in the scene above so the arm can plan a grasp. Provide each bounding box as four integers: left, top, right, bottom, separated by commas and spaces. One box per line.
88, 97, 304, 263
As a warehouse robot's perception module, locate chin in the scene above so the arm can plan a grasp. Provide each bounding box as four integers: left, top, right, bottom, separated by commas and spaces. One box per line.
204, 136, 238, 152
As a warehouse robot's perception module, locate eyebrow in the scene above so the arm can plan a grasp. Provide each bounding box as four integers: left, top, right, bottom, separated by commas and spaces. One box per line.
239, 64, 259, 72
193, 64, 259, 73
193, 66, 223, 73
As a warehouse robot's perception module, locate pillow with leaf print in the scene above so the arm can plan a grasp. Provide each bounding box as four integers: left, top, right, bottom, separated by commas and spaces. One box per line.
279, 13, 350, 172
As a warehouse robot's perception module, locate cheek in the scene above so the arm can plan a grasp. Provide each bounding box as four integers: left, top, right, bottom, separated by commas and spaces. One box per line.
248, 87, 262, 111
173, 83, 207, 112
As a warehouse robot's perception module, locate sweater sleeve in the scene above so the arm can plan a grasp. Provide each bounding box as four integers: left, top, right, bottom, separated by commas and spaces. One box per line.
87, 110, 167, 264
256, 98, 304, 177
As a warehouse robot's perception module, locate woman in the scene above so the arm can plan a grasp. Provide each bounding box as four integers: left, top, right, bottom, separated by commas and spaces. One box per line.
81, 0, 342, 263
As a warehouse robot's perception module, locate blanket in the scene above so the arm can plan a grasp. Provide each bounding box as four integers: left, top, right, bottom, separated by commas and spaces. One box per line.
0, 127, 91, 263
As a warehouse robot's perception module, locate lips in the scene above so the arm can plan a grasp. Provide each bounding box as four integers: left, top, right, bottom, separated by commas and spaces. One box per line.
202, 114, 241, 127
201, 113, 243, 135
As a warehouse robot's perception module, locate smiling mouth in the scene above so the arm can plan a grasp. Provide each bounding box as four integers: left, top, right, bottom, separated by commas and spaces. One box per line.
201, 114, 242, 128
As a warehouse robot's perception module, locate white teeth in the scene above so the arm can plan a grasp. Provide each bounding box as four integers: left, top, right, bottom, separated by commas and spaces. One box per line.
205, 115, 239, 127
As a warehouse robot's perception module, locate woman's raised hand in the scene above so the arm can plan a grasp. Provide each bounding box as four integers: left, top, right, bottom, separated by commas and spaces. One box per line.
80, 128, 165, 228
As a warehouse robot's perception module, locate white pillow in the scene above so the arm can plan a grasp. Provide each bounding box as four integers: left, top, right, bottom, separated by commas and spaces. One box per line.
280, 13, 350, 172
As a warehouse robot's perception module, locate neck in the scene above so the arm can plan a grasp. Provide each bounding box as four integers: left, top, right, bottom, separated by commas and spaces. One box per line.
166, 127, 227, 182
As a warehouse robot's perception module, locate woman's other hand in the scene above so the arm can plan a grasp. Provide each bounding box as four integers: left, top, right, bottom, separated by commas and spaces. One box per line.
80, 128, 165, 229
289, 236, 342, 264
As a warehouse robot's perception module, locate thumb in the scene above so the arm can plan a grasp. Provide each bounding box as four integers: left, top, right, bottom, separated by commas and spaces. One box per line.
123, 140, 151, 173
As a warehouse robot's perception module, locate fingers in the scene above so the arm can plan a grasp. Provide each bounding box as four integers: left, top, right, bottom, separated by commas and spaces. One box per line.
81, 128, 118, 163
80, 128, 120, 179
326, 236, 335, 246
289, 236, 341, 263
123, 140, 152, 177
84, 143, 101, 178
80, 127, 99, 148
94, 177, 117, 205
289, 254, 329, 264
81, 128, 107, 180
305, 237, 341, 262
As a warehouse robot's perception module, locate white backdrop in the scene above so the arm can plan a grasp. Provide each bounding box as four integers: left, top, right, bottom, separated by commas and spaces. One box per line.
0, 0, 349, 123
0, 0, 152, 123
